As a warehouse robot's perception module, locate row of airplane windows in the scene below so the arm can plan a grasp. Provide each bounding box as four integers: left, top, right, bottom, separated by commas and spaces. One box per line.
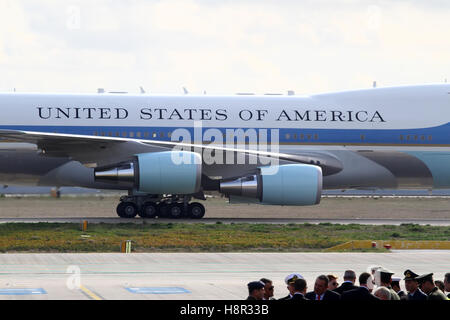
89, 131, 433, 142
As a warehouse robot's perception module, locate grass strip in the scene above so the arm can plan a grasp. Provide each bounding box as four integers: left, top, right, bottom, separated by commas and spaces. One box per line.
0, 222, 448, 253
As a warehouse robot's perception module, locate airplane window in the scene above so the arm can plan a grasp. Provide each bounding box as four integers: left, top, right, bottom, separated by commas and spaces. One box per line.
93, 132, 98, 136
314, 134, 318, 140
360, 134, 365, 141
129, 132, 134, 138
144, 132, 149, 138
160, 132, 164, 138
136, 132, 141, 138
285, 134, 290, 140
428, 135, 432, 141
168, 132, 172, 138
100, 132, 105, 136
122, 132, 127, 137
414, 135, 418, 141
421, 135, 425, 141
293, 134, 297, 140
152, 132, 157, 138
108, 132, 113, 137
306, 134, 312, 140
115, 132, 120, 137
400, 135, 403, 141
300, 134, 304, 140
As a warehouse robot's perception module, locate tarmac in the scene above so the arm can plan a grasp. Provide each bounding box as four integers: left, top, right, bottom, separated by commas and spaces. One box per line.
0, 251, 449, 300
0, 217, 449, 226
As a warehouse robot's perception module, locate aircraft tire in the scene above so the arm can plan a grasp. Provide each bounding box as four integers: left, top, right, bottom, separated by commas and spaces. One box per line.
119, 202, 138, 219
168, 203, 183, 219
138, 202, 158, 219
188, 202, 206, 219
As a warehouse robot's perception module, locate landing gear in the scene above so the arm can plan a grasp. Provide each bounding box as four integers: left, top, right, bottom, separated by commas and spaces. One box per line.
138, 202, 158, 219
188, 202, 206, 219
115, 195, 206, 219
116, 202, 139, 219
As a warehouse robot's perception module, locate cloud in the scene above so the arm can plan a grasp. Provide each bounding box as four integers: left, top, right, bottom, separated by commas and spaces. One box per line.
0, 0, 450, 94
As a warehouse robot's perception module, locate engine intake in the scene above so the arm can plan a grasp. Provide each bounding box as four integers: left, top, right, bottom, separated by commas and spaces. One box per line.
220, 164, 322, 206
94, 151, 202, 194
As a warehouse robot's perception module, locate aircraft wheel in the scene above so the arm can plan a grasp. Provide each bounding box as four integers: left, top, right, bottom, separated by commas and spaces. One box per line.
139, 202, 158, 219
119, 202, 138, 219
188, 202, 206, 219
168, 203, 183, 219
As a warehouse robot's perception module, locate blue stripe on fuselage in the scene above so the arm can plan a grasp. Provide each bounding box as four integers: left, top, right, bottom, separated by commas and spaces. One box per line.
0, 124, 448, 145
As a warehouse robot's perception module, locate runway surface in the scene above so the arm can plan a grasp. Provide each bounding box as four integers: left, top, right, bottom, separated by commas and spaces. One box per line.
0, 217, 449, 226
0, 251, 448, 300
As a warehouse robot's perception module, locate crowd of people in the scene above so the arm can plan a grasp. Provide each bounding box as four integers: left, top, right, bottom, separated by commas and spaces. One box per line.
246, 268, 450, 301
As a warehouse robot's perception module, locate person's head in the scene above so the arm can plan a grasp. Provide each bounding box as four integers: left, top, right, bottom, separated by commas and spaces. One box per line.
403, 269, 420, 293
405, 279, 419, 293
359, 272, 374, 292
285, 273, 303, 296
343, 270, 357, 284
247, 281, 265, 300
434, 280, 445, 292
293, 278, 307, 295
374, 287, 391, 300
391, 278, 401, 293
327, 274, 339, 290
378, 269, 394, 287
416, 274, 435, 294
260, 278, 274, 299
314, 275, 329, 296
444, 273, 450, 292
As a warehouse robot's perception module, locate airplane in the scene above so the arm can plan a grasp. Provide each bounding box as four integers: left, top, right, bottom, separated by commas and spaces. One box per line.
0, 84, 449, 219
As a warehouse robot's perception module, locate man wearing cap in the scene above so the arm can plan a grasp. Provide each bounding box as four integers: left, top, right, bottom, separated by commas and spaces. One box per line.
279, 273, 303, 300
391, 277, 406, 299
246, 281, 265, 300
305, 275, 341, 301
416, 273, 448, 301
403, 269, 427, 301
377, 267, 400, 300
334, 270, 358, 294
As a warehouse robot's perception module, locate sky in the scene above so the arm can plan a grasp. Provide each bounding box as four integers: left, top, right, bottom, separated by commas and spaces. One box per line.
1, 0, 450, 95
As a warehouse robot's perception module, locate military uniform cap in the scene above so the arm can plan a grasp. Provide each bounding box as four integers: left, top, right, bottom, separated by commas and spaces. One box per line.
378, 267, 394, 275
247, 281, 265, 292
284, 273, 304, 285
403, 269, 419, 280
391, 277, 401, 283
415, 273, 434, 284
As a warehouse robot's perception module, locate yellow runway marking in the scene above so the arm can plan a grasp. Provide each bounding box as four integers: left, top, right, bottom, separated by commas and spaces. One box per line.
79, 285, 103, 300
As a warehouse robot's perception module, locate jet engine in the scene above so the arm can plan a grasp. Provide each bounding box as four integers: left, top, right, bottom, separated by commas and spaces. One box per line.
220, 164, 322, 206
94, 151, 202, 194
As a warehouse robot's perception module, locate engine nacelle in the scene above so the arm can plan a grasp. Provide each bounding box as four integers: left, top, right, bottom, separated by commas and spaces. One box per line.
220, 164, 322, 206
94, 151, 202, 194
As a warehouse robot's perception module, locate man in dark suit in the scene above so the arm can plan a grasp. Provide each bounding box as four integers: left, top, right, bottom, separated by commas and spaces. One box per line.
306, 275, 340, 301
333, 270, 358, 294
290, 278, 309, 301
341, 272, 380, 301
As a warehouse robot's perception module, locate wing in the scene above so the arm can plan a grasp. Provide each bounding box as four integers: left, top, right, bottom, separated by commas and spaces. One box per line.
0, 129, 343, 175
